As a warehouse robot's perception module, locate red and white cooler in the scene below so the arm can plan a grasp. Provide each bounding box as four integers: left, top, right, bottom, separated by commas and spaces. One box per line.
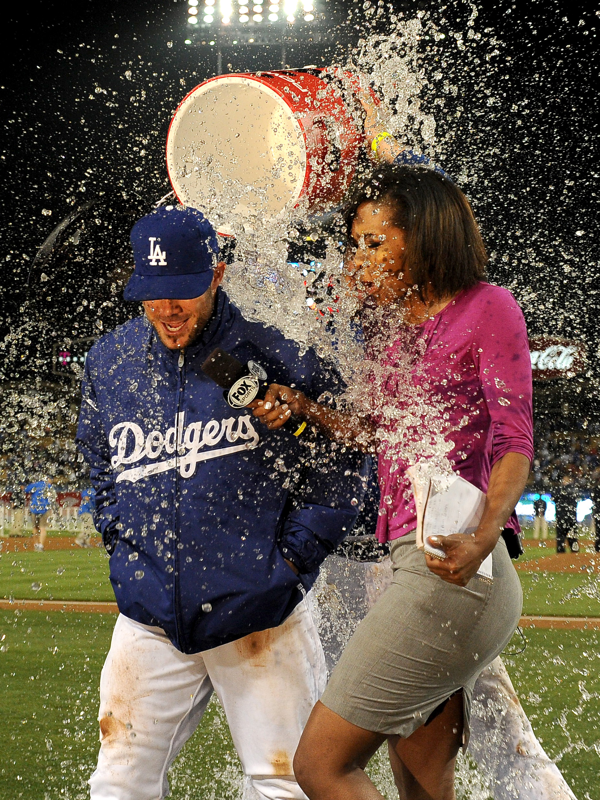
166, 69, 371, 235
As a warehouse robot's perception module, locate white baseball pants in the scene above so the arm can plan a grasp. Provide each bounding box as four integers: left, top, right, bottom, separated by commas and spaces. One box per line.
89, 600, 326, 800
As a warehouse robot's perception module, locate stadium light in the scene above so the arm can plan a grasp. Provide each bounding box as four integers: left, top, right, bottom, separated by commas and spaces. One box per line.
186, 0, 318, 27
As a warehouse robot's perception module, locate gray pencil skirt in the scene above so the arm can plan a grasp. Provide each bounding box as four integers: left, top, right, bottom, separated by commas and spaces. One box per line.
320, 531, 522, 743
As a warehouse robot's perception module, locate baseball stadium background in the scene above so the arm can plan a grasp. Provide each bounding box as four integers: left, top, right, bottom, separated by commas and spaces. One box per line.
2, 0, 600, 797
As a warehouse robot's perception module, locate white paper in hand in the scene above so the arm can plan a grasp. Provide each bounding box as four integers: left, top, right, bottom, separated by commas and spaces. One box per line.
407, 468, 493, 581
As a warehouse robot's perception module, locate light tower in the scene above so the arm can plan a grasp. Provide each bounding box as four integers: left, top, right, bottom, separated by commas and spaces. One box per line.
184, 0, 321, 72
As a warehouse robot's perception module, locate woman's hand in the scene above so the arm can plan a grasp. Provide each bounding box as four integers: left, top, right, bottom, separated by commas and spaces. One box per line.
424, 532, 496, 587
424, 452, 531, 586
251, 382, 376, 452
250, 383, 306, 430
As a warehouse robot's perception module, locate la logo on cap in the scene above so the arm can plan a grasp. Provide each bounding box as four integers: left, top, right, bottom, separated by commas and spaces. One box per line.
148, 237, 167, 266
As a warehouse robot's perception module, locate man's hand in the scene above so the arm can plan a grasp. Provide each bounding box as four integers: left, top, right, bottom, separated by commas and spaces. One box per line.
424, 533, 494, 587
250, 383, 305, 430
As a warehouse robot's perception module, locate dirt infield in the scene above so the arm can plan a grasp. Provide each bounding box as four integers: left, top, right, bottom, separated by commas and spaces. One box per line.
0, 598, 118, 613
516, 539, 599, 573
516, 552, 600, 573
0, 598, 597, 630
0, 534, 100, 552
2, 535, 598, 570
518, 615, 600, 630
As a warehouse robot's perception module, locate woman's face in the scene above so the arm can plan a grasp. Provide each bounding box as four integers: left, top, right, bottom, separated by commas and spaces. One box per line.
344, 201, 412, 307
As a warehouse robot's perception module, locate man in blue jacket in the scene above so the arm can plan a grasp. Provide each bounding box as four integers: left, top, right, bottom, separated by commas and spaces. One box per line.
76, 205, 366, 800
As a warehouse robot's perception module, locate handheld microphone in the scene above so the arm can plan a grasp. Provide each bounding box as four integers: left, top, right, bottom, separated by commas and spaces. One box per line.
201, 347, 268, 408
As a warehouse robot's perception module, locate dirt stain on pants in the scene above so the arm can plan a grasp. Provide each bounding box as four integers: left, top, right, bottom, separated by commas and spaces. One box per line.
270, 750, 293, 776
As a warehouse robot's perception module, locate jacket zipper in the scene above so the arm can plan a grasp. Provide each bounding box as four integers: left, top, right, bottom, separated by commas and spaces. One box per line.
173, 348, 185, 649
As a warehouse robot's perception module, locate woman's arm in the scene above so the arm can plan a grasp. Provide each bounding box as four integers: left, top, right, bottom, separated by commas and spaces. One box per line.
359, 91, 406, 163
251, 383, 377, 454
425, 451, 531, 586
426, 291, 533, 586
358, 91, 447, 174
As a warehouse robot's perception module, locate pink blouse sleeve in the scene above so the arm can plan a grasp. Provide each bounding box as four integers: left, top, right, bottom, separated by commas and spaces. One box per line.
472, 288, 534, 466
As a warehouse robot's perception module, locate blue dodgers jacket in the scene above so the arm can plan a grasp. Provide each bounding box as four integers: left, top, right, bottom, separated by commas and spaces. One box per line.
76, 288, 367, 654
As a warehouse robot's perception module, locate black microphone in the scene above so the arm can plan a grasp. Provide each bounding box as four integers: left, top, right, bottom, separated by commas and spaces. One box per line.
201, 347, 268, 408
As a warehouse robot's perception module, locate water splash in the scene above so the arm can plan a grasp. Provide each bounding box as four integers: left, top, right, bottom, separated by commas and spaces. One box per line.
1, 1, 599, 797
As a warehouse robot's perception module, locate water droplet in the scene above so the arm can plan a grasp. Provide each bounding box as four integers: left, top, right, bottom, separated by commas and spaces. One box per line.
202, 603, 212, 613
134, 570, 145, 580
31, 582, 41, 592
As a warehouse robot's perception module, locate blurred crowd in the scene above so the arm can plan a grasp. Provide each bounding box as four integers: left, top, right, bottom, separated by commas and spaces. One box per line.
529, 419, 600, 498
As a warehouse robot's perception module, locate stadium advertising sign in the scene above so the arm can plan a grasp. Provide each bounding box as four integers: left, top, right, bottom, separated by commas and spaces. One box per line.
529, 336, 586, 380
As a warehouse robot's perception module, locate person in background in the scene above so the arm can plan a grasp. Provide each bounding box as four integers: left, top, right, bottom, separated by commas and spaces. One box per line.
532, 495, 548, 542
75, 486, 96, 548
589, 469, 600, 553
553, 474, 579, 553
25, 477, 53, 551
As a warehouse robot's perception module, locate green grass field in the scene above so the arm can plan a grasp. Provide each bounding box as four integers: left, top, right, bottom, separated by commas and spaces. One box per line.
0, 610, 245, 800
520, 571, 600, 617
1, 611, 598, 799
3, 540, 600, 618
1, 532, 600, 798
0, 546, 113, 602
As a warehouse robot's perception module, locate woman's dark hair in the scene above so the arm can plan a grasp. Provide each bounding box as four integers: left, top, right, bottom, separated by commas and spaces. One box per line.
343, 164, 487, 300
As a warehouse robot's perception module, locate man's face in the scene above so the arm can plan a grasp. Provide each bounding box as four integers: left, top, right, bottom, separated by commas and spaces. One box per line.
143, 262, 225, 350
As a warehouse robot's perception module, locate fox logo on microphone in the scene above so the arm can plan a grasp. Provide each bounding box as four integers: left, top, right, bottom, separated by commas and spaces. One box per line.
227, 375, 260, 408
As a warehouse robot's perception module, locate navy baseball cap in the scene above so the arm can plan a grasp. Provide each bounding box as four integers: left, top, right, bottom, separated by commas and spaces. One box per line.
124, 206, 219, 301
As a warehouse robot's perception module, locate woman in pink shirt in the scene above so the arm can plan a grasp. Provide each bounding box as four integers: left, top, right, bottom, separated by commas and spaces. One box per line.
254, 163, 533, 800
